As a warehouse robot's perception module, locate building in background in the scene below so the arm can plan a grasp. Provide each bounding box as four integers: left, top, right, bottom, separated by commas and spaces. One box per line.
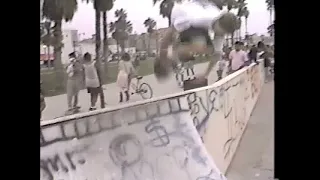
40, 29, 79, 65
246, 34, 274, 45
78, 35, 136, 58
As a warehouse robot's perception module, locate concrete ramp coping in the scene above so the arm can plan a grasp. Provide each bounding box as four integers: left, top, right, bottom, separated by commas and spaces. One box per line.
40, 60, 265, 180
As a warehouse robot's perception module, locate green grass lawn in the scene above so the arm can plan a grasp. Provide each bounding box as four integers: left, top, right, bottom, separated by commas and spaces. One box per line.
41, 57, 209, 97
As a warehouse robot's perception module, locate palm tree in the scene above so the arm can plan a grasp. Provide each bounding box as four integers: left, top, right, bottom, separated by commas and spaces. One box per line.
101, 0, 114, 63
144, 18, 157, 55
84, 0, 111, 108
224, 0, 238, 45
42, 0, 78, 70
236, 0, 247, 41
242, 7, 249, 35
225, 0, 237, 11
266, 0, 274, 25
109, 9, 133, 54
42, 0, 78, 90
267, 22, 274, 36
153, 0, 174, 26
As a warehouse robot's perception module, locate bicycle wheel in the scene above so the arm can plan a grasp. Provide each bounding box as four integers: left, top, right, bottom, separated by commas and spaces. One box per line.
138, 83, 153, 99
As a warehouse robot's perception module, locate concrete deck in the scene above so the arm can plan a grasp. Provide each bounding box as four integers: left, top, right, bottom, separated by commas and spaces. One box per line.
226, 81, 274, 180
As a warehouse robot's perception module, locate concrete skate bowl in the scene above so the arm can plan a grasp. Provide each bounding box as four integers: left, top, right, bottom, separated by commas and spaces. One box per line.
40, 61, 265, 180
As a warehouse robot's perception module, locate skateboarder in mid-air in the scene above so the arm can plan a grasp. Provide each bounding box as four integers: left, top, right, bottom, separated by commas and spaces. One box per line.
154, 0, 239, 86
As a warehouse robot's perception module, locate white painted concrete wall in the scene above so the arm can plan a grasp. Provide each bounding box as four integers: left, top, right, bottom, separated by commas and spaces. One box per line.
40, 60, 265, 179
61, 29, 77, 64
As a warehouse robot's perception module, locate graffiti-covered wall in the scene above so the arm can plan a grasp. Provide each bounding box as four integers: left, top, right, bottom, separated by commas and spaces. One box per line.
40, 61, 265, 180
186, 62, 265, 173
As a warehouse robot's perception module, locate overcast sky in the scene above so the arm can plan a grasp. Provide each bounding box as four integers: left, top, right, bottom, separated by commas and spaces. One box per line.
63, 0, 273, 39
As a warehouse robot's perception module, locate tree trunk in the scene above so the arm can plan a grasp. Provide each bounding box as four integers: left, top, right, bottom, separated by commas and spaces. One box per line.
144, 36, 148, 51
52, 20, 64, 91
269, 10, 272, 26
120, 40, 125, 54
155, 31, 159, 55
53, 20, 63, 70
95, 10, 106, 108
102, 11, 108, 79
245, 18, 248, 35
47, 45, 51, 69
231, 33, 234, 46
116, 41, 120, 54
148, 34, 151, 56
102, 11, 108, 62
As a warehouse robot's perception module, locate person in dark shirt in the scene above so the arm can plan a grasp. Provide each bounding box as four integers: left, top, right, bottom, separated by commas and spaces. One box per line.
257, 41, 273, 82
248, 44, 258, 63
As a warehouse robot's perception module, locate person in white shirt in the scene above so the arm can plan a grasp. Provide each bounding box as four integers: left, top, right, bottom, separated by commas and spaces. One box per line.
116, 53, 137, 102
66, 52, 83, 111
228, 41, 248, 74
154, 0, 238, 84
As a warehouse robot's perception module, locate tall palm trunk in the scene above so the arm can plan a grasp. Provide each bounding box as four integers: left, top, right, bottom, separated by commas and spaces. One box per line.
148, 34, 151, 55
245, 18, 248, 35
231, 33, 234, 46
155, 31, 159, 55
95, 10, 106, 108
116, 41, 120, 54
53, 20, 63, 70
269, 9, 272, 25
120, 40, 125, 54
102, 11, 109, 79
52, 20, 64, 91
47, 45, 51, 68
102, 11, 108, 62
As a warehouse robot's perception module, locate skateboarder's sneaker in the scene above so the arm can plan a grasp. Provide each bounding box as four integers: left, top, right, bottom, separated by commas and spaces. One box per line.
89, 106, 97, 111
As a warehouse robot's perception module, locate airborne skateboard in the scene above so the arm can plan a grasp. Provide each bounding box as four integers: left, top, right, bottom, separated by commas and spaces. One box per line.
183, 78, 208, 91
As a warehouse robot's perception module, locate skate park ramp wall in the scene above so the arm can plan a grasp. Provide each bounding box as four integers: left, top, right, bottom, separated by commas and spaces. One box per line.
41, 60, 265, 180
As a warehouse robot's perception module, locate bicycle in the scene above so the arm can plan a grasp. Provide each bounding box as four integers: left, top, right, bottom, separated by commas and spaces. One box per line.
130, 76, 153, 99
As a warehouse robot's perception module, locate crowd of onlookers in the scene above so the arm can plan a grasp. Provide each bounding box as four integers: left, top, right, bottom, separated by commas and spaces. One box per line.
217, 41, 274, 81
40, 52, 140, 120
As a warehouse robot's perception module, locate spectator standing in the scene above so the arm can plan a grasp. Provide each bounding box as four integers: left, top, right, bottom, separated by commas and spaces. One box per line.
229, 41, 248, 74
258, 42, 273, 82
66, 52, 83, 111
248, 44, 258, 63
83, 53, 101, 111
116, 53, 137, 102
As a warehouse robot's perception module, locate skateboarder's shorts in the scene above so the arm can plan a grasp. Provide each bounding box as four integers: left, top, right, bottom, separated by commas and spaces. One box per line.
179, 26, 213, 46
87, 87, 100, 94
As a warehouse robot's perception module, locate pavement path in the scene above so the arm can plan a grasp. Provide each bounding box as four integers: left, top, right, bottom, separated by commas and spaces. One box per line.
42, 62, 228, 120
226, 81, 274, 180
